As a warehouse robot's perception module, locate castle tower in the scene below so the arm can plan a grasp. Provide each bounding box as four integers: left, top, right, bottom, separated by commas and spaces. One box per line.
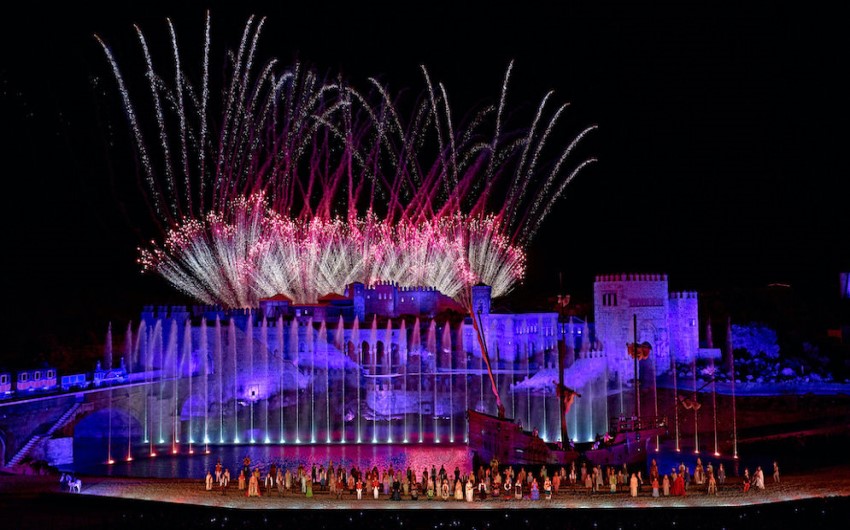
593, 273, 671, 377
471, 283, 492, 318
668, 291, 699, 365
345, 282, 366, 322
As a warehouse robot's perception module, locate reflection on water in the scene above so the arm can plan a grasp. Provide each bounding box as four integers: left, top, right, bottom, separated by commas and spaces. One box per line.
73, 438, 472, 479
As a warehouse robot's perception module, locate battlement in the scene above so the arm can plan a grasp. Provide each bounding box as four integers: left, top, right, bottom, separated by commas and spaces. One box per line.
367, 280, 399, 289
398, 285, 437, 292
191, 304, 224, 313
595, 273, 668, 282
669, 291, 698, 299
142, 305, 192, 321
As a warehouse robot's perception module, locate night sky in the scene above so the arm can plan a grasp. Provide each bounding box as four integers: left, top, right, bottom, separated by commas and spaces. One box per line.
1, 2, 846, 363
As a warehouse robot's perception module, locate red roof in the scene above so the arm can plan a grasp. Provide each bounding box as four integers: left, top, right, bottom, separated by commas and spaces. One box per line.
318, 292, 349, 302
260, 293, 293, 303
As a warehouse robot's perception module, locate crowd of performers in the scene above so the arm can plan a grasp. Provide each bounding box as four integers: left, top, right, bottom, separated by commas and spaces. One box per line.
201, 456, 781, 500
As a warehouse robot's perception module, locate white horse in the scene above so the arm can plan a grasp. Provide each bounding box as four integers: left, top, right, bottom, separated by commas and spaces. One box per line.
69, 478, 82, 493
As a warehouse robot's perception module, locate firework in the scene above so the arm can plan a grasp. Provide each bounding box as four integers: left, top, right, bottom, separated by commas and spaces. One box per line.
100, 13, 596, 307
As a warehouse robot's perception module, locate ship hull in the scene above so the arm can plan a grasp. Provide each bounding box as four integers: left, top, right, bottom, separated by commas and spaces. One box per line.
467, 409, 668, 468
467, 409, 579, 466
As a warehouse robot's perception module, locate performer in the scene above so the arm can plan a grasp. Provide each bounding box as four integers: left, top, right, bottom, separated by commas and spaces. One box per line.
392, 478, 402, 501
329, 468, 337, 497
247, 469, 261, 497
205, 471, 214, 491
265, 470, 274, 494
672, 472, 686, 496
707, 472, 717, 495
530, 479, 540, 500
754, 466, 765, 490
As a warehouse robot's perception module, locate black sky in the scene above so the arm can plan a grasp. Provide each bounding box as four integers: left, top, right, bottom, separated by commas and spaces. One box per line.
1, 1, 847, 361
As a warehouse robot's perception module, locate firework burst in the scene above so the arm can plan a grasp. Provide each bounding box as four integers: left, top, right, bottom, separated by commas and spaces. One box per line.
100, 13, 596, 307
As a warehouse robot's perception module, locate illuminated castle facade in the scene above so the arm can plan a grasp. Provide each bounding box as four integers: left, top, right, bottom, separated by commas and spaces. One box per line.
127, 274, 698, 444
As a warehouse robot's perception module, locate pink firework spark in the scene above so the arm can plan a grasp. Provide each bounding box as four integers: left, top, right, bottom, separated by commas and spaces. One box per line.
101, 13, 596, 307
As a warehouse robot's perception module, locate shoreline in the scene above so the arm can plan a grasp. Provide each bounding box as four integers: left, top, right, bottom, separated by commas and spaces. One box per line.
3, 469, 850, 530
5, 465, 850, 510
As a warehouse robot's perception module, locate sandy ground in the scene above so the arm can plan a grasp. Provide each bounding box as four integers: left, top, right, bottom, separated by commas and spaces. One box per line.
4, 466, 847, 511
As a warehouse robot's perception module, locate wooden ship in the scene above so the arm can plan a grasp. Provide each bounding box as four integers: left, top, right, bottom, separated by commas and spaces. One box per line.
467, 311, 668, 467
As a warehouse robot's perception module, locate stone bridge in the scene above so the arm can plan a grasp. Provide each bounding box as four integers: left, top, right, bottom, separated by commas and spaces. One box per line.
0, 377, 200, 469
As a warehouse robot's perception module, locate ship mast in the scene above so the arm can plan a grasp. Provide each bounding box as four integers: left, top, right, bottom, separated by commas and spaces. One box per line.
558, 337, 569, 444
472, 307, 505, 418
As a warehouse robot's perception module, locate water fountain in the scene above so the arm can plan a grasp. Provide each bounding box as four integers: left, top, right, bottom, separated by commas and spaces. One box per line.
260, 317, 269, 443
105, 323, 114, 464
199, 318, 208, 449
124, 323, 135, 462
426, 320, 437, 443
91, 288, 718, 477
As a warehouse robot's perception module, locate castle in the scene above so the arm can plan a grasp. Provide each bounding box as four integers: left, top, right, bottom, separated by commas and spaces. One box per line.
128, 274, 700, 444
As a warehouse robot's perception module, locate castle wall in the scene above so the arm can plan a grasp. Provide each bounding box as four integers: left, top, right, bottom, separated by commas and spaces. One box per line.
668, 291, 700, 363
396, 286, 438, 318
136, 273, 698, 385
485, 312, 559, 366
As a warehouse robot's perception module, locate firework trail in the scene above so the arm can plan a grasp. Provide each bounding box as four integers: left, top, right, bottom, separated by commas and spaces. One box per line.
99, 14, 596, 307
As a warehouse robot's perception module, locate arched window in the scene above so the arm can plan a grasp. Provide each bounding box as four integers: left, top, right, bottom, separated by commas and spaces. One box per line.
360, 342, 370, 366
376, 341, 385, 369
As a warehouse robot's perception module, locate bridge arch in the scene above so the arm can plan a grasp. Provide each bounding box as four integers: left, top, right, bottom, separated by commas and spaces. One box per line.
74, 407, 144, 440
